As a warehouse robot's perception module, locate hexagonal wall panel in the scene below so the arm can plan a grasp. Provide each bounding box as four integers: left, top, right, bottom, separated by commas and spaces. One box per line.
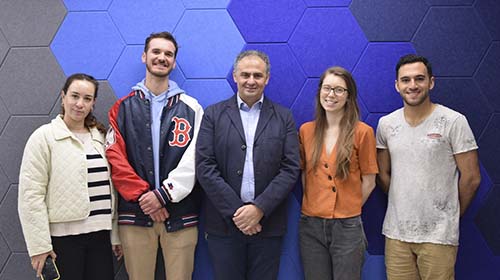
364, 113, 386, 132
362, 186, 388, 255
93, 81, 117, 127
291, 181, 303, 216
0, 253, 35, 280
413, 7, 491, 76
50, 81, 117, 129
353, 43, 415, 114
431, 78, 492, 138
109, 0, 185, 45
291, 78, 318, 128
426, 0, 474, 5
110, 253, 126, 277
475, 42, 500, 110
358, 96, 369, 122
474, 0, 500, 41
478, 114, 500, 184
0, 185, 26, 252
350, 0, 429, 42
0, 235, 9, 276
108, 45, 155, 98
0, 30, 8, 66
226, 44, 307, 108
170, 65, 187, 90
63, 0, 112, 11
174, 10, 245, 78
289, 8, 368, 77
114, 263, 129, 280
0, 0, 66, 47
362, 254, 386, 279
182, 0, 229, 9
0, 48, 66, 115
228, 0, 306, 42
0, 116, 49, 183
475, 184, 500, 256
457, 220, 500, 278
108, 45, 186, 99
281, 195, 304, 275
0, 167, 9, 206
0, 100, 8, 134
51, 12, 125, 80
183, 79, 233, 109
304, 0, 351, 7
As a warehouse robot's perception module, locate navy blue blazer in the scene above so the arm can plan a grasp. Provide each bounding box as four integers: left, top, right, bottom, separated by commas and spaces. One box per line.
196, 95, 300, 237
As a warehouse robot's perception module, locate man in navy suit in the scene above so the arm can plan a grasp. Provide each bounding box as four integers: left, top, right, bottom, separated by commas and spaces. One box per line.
196, 50, 300, 280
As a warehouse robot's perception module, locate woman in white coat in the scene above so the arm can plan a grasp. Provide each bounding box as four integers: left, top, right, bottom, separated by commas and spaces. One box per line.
18, 73, 122, 279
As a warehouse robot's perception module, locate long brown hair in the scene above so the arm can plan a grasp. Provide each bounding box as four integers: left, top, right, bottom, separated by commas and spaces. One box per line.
311, 66, 360, 180
61, 73, 107, 134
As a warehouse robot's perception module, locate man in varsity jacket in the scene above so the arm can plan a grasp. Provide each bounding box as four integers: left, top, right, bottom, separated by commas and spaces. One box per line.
106, 31, 203, 280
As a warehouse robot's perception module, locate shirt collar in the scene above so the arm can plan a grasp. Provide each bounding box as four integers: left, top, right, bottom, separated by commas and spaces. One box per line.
237, 94, 264, 111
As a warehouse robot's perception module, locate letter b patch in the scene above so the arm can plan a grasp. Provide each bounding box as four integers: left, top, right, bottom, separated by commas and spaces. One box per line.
169, 117, 192, 147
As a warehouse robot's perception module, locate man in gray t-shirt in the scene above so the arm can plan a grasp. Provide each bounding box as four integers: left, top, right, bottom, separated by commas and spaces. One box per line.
376, 54, 480, 280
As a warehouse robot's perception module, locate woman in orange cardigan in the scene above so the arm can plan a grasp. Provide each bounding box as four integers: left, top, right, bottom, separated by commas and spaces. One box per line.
299, 66, 378, 280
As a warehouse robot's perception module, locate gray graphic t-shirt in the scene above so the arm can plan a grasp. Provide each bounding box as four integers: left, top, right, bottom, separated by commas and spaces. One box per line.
376, 104, 477, 245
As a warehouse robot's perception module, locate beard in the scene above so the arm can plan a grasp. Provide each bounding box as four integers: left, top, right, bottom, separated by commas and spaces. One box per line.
402, 90, 429, 107
146, 63, 172, 78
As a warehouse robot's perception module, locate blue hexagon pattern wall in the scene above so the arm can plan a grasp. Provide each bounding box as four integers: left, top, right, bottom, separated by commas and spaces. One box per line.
0, 0, 498, 279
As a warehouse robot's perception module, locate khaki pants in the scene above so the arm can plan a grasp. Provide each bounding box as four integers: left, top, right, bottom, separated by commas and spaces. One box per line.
385, 237, 458, 280
119, 223, 198, 280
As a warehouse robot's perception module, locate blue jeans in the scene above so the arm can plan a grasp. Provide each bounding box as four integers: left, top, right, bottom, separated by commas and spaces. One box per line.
299, 215, 367, 280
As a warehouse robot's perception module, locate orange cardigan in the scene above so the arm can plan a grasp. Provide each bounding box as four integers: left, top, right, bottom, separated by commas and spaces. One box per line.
299, 121, 378, 219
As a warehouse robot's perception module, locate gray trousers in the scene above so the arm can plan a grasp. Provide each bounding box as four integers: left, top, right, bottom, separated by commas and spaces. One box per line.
299, 215, 367, 280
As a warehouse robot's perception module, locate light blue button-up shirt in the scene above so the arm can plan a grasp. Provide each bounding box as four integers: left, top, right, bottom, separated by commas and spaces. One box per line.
237, 94, 264, 203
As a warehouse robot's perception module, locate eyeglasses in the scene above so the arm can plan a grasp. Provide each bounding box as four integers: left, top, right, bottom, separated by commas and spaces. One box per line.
321, 86, 348, 96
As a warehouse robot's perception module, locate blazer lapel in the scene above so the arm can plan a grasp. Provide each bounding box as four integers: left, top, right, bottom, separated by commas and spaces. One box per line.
225, 97, 246, 142
254, 98, 273, 143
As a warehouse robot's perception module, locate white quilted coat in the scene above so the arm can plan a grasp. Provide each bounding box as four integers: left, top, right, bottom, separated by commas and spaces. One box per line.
18, 115, 119, 256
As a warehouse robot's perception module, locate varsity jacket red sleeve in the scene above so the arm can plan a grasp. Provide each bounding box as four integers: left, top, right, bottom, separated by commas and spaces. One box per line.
106, 98, 149, 201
